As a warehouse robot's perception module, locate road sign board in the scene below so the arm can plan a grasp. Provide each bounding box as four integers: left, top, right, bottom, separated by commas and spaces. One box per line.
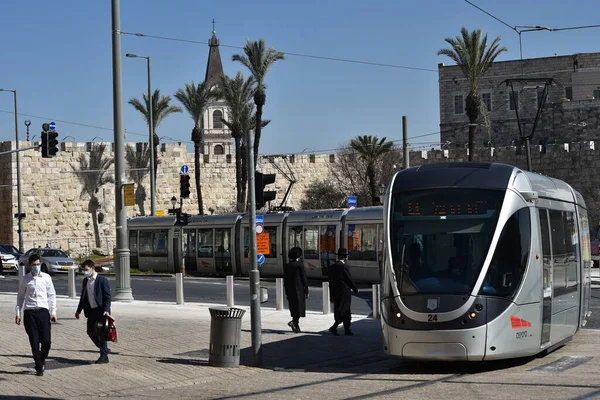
347, 196, 357, 207
257, 254, 265, 265
49, 122, 56, 131
255, 225, 264, 234
256, 215, 264, 225
124, 183, 135, 206
156, 210, 165, 216
257, 232, 270, 255
180, 165, 189, 174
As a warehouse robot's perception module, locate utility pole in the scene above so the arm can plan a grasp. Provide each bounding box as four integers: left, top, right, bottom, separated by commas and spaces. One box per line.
247, 129, 262, 366
111, 0, 134, 301
402, 116, 409, 169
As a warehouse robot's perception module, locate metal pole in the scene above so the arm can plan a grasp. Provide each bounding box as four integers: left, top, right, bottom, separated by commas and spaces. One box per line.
372, 284, 380, 319
247, 129, 262, 366
176, 273, 184, 305
402, 116, 409, 169
68, 269, 76, 299
226, 275, 235, 307
0, 144, 39, 156
12, 91, 24, 253
275, 277, 284, 311
524, 136, 532, 171
111, 0, 133, 301
322, 281, 330, 314
180, 196, 185, 274
147, 57, 156, 216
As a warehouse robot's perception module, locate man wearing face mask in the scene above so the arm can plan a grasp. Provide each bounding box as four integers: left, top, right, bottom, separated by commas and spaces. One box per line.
75, 259, 112, 364
15, 254, 57, 376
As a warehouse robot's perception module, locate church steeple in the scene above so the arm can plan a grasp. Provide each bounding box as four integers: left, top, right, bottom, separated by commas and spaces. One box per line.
205, 20, 225, 89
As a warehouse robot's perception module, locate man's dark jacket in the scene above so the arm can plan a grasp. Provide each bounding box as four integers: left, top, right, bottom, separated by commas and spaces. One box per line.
76, 275, 112, 317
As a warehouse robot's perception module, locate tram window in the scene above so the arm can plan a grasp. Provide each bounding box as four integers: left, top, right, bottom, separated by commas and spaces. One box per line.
304, 227, 319, 259
549, 210, 577, 290
129, 230, 138, 254
480, 208, 531, 298
347, 224, 377, 261
139, 231, 153, 257
320, 225, 336, 261
153, 230, 169, 257
198, 229, 213, 258
187, 230, 196, 257
244, 227, 277, 258
539, 209, 551, 289
289, 226, 303, 256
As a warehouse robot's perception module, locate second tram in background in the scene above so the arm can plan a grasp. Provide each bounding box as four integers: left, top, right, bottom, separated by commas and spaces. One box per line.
127, 206, 384, 283
380, 162, 592, 361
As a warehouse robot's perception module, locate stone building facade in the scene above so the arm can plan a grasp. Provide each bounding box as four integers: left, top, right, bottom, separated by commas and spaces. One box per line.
2, 139, 600, 257
439, 52, 600, 148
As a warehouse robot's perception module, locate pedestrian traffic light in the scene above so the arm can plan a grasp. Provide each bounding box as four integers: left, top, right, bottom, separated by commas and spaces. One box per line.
180, 174, 191, 199
177, 212, 190, 226
255, 171, 276, 209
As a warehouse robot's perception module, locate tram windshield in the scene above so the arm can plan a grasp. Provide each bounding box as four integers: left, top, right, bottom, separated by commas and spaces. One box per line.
390, 189, 504, 295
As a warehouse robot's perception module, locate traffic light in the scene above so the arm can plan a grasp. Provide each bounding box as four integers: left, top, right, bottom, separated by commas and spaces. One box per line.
180, 174, 191, 199
255, 171, 276, 209
177, 212, 190, 226
41, 127, 59, 158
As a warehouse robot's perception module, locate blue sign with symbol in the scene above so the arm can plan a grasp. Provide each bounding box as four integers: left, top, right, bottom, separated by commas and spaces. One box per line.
347, 196, 357, 207
49, 122, 56, 131
256, 215, 264, 225
180, 165, 189, 174
257, 254, 265, 265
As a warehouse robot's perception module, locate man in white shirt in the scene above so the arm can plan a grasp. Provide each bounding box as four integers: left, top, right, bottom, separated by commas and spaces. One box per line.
15, 254, 57, 376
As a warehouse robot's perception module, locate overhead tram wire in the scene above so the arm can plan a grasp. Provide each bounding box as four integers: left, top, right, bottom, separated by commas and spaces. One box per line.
119, 31, 438, 73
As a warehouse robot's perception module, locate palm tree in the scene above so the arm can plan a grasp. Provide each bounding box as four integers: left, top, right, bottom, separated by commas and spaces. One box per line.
71, 143, 114, 248
218, 72, 255, 212
125, 144, 151, 216
232, 39, 285, 166
174, 81, 213, 215
128, 89, 182, 186
350, 135, 393, 206
438, 27, 507, 161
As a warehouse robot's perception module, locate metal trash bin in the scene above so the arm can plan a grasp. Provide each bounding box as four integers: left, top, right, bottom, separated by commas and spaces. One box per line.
208, 307, 246, 368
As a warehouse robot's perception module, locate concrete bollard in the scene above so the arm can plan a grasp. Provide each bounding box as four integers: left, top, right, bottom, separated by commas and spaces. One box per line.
226, 275, 235, 307
176, 273, 184, 305
18, 264, 25, 287
322, 281, 330, 315
372, 284, 381, 319
275, 278, 284, 311
68, 269, 77, 299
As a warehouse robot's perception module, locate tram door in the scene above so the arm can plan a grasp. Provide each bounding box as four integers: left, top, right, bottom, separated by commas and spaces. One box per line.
185, 229, 198, 272
540, 210, 552, 346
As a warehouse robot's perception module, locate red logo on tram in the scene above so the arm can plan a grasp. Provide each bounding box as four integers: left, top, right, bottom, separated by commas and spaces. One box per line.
510, 315, 532, 329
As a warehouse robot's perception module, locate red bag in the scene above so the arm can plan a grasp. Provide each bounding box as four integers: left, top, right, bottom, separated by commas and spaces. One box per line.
106, 315, 118, 343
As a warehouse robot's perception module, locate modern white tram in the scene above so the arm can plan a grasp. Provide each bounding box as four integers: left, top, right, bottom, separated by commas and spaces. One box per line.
127, 206, 384, 283
381, 162, 592, 361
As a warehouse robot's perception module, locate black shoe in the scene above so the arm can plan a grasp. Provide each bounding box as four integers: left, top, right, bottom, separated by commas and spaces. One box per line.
35, 365, 44, 376
95, 357, 109, 364
294, 323, 301, 333
329, 326, 339, 336
287, 321, 296, 333
345, 330, 354, 336
107, 348, 112, 354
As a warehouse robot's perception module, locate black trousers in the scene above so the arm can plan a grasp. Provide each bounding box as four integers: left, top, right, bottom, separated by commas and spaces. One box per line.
86, 308, 108, 358
333, 290, 352, 330
23, 308, 51, 369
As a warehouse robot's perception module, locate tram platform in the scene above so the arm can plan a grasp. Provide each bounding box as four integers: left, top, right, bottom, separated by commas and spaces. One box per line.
1, 293, 600, 399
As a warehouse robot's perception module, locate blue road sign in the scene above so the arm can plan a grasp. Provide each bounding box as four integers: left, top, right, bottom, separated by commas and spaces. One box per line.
49, 122, 56, 131
180, 165, 189, 174
257, 254, 265, 265
256, 215, 264, 225
347, 196, 357, 207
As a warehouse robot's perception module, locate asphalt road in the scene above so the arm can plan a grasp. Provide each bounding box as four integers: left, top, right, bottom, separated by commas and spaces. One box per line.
2, 273, 600, 328
0, 273, 376, 316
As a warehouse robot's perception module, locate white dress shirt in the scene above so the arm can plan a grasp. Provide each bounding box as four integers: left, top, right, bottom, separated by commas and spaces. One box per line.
15, 272, 57, 318
86, 273, 98, 309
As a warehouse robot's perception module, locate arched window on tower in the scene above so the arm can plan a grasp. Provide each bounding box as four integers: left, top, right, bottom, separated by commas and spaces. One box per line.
213, 110, 223, 129
214, 144, 225, 155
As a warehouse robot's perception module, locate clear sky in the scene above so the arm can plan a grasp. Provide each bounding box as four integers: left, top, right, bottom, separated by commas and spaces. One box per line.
1, 0, 599, 155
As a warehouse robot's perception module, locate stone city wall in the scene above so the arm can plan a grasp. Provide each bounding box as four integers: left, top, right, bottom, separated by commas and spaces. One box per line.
1, 140, 599, 255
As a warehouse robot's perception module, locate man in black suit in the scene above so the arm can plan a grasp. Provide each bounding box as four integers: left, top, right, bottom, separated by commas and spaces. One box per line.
75, 259, 112, 364
328, 248, 358, 336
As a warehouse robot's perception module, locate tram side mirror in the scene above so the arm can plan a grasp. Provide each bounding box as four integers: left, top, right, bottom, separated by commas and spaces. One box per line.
519, 191, 538, 202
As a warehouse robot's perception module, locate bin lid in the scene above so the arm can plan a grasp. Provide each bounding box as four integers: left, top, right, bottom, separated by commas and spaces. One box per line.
209, 307, 246, 319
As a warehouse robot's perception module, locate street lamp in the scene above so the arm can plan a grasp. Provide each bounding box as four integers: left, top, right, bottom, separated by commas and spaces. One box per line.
24, 120, 31, 141
171, 196, 177, 209
0, 89, 24, 252
126, 53, 156, 216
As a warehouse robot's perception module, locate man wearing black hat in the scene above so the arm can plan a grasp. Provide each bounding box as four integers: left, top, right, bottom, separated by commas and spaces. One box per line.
284, 246, 309, 333
75, 260, 112, 364
328, 248, 358, 336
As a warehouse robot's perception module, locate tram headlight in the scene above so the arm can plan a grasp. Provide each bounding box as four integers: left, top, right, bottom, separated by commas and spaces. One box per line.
475, 303, 483, 312
396, 312, 402, 318
469, 312, 477, 319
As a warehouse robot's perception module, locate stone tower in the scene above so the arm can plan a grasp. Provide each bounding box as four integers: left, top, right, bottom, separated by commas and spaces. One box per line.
201, 29, 232, 159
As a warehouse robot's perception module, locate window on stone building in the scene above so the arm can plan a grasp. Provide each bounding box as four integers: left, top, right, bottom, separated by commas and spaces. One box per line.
454, 95, 464, 114
594, 89, 600, 100
537, 87, 546, 107
509, 92, 519, 111
565, 87, 573, 101
214, 144, 224, 155
482, 92, 492, 112
213, 110, 223, 129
